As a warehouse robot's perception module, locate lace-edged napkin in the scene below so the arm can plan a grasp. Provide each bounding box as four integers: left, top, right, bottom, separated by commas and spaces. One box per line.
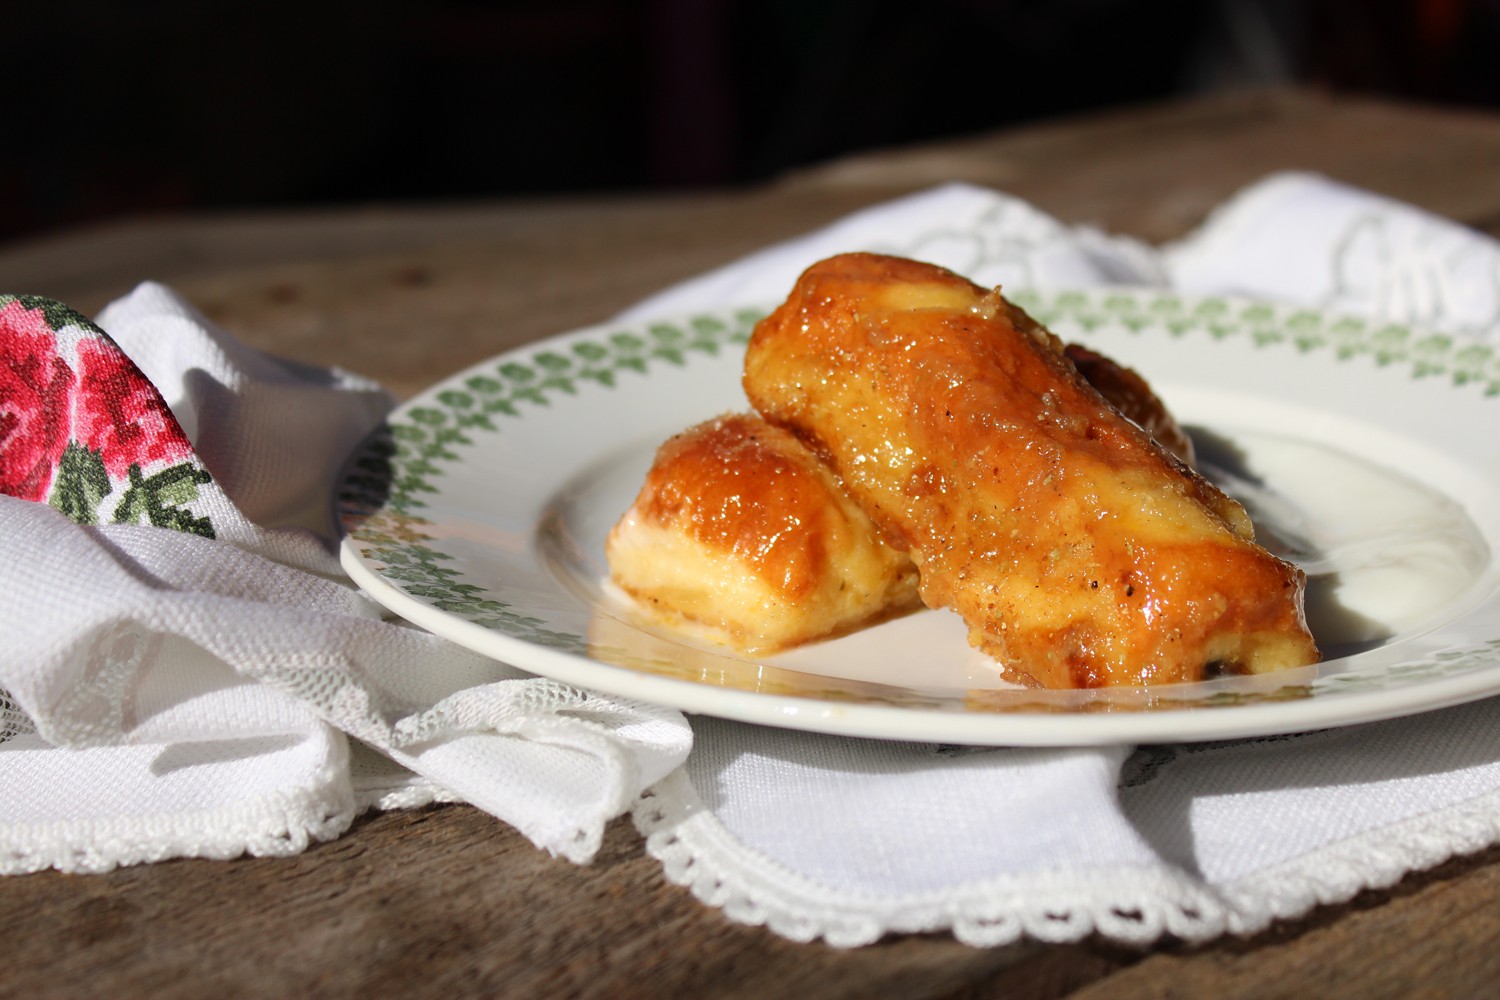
619, 173, 1500, 947
0, 287, 690, 873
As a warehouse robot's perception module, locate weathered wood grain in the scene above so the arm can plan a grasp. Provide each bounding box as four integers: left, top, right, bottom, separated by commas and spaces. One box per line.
1067, 842, 1500, 1000
0, 806, 1119, 999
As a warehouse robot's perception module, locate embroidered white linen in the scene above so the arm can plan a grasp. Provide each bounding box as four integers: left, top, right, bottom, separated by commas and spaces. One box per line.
622, 173, 1500, 947
0, 285, 691, 873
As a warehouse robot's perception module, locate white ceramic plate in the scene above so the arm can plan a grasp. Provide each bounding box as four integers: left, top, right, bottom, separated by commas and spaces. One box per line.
337, 289, 1500, 745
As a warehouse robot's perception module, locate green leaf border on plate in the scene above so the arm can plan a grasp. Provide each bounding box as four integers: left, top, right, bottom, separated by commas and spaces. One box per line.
336, 307, 766, 653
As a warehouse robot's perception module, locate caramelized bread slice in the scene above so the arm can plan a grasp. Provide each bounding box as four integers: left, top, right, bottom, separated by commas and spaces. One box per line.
742, 252, 1318, 687
607, 413, 921, 652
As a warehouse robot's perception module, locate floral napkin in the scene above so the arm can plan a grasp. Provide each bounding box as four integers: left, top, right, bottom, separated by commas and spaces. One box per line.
0, 287, 689, 872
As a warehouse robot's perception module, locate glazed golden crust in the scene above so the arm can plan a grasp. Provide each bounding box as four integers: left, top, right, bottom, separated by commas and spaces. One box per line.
742, 253, 1318, 687
1063, 343, 1195, 466
606, 413, 920, 652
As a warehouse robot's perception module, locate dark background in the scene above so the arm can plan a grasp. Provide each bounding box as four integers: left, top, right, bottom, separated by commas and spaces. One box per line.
4, 0, 1498, 245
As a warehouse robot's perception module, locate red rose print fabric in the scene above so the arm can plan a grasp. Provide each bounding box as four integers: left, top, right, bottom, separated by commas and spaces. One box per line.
0, 295, 216, 537
73, 336, 196, 478
0, 298, 73, 502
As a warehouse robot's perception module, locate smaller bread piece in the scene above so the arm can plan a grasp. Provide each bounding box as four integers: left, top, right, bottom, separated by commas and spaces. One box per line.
606, 413, 921, 652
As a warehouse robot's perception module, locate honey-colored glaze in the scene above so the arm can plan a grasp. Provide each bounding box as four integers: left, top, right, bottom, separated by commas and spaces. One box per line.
742, 253, 1319, 688
606, 413, 921, 652
1064, 343, 1196, 466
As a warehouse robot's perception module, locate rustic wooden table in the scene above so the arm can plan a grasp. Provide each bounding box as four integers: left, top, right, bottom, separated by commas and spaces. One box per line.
6, 86, 1500, 999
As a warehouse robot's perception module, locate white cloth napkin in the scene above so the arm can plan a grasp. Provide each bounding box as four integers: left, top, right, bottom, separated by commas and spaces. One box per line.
618, 173, 1500, 947
0, 286, 690, 873
624, 172, 1500, 340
